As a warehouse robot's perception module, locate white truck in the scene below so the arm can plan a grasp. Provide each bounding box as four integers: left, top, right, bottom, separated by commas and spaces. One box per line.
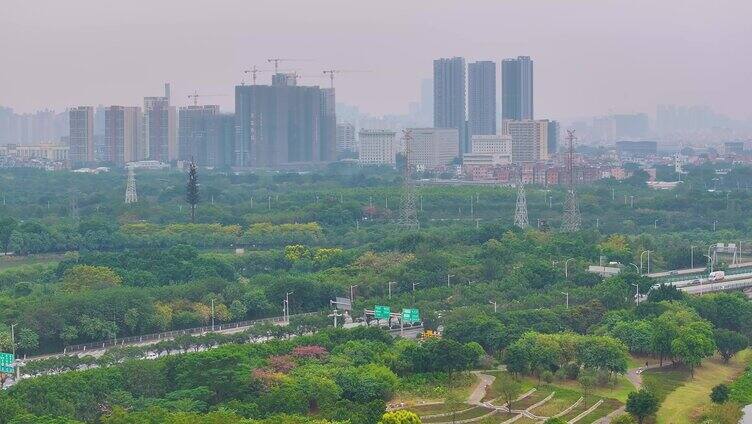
708, 271, 725, 282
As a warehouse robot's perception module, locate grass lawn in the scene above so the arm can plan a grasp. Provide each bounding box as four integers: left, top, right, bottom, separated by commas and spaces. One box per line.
394, 372, 478, 404
578, 398, 623, 424
559, 397, 603, 421
629, 353, 657, 369
529, 386, 582, 417
482, 371, 535, 402
655, 350, 752, 424
543, 373, 634, 403
642, 366, 692, 402
513, 387, 554, 410
476, 411, 519, 423
407, 403, 465, 415
511, 417, 538, 424
0, 253, 64, 270
421, 406, 494, 423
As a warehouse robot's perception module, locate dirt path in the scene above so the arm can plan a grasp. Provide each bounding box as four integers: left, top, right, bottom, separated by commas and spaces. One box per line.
597, 363, 671, 423
468, 371, 496, 405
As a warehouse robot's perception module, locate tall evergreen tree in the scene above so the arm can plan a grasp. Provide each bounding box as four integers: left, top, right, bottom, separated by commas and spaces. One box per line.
186, 160, 199, 223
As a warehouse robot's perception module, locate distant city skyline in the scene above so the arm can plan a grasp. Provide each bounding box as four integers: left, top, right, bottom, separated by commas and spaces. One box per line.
1, 0, 751, 121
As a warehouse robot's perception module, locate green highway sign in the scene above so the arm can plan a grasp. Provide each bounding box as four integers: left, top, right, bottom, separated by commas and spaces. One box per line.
0, 352, 14, 374
374, 305, 391, 319
402, 308, 420, 323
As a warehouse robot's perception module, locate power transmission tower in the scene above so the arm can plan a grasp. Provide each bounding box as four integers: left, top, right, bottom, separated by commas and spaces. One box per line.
514, 170, 529, 229
68, 191, 79, 221
396, 129, 419, 229
125, 166, 138, 204
561, 129, 581, 232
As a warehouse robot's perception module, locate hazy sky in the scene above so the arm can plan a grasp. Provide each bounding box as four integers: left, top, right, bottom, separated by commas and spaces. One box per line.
2, 0, 750, 121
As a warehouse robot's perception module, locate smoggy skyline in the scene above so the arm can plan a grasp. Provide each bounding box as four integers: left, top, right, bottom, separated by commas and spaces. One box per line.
2, 0, 751, 121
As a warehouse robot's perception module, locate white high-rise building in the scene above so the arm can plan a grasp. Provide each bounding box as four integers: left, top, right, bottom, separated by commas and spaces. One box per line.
503, 120, 549, 162
336, 123, 357, 153
358, 129, 396, 166
409, 128, 459, 171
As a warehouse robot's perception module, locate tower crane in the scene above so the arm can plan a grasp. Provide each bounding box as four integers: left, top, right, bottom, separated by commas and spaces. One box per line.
187, 91, 228, 106
321, 69, 371, 89
242, 66, 272, 85
266, 58, 313, 74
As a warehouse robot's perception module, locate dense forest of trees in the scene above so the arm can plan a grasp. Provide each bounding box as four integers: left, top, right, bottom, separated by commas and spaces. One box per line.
1, 163, 752, 423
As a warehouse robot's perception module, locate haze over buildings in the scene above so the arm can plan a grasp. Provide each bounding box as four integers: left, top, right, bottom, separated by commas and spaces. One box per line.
1, 0, 751, 122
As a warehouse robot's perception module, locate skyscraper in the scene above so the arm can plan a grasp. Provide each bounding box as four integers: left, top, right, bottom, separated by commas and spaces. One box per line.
214, 114, 236, 168
503, 119, 549, 162
143, 84, 176, 163
235, 80, 335, 168
468, 61, 496, 138
502, 56, 534, 121
336, 123, 357, 153
105, 106, 141, 166
320, 88, 337, 162
68, 106, 94, 167
547, 120, 560, 157
420, 78, 433, 126
433, 57, 466, 153
178, 105, 219, 165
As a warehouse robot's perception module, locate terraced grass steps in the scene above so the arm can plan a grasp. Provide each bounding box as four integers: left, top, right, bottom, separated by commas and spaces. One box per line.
421, 405, 496, 423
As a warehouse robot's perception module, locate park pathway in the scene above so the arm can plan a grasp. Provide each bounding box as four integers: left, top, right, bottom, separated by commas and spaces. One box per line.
468, 371, 496, 405
596, 362, 667, 423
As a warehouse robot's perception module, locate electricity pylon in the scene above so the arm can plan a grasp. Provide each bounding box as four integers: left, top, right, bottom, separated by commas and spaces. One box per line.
68, 191, 79, 221
396, 129, 419, 229
514, 178, 529, 229
561, 129, 581, 232
125, 166, 138, 204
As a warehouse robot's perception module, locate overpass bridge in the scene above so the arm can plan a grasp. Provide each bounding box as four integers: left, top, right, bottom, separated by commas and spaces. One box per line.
647, 262, 752, 295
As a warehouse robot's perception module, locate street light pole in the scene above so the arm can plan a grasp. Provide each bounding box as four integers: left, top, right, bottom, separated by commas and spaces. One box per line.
638, 250, 652, 275
447, 274, 454, 287
489, 300, 498, 313
691, 245, 696, 269
10, 323, 16, 360
704, 254, 714, 273
285, 291, 294, 323
412, 282, 420, 293
388, 281, 397, 299
565, 258, 575, 279
561, 292, 569, 309
629, 263, 640, 274
654, 219, 660, 229
632, 283, 640, 306
10, 323, 17, 380
211, 299, 215, 331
